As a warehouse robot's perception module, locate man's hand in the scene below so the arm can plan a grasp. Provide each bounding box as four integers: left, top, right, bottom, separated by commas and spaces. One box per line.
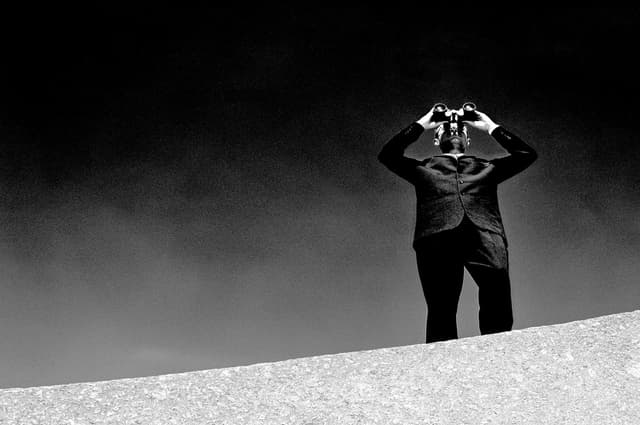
416, 106, 447, 130
463, 110, 499, 134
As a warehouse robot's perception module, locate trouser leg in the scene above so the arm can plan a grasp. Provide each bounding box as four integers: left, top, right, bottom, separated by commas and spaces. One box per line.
463, 225, 514, 335
415, 229, 465, 343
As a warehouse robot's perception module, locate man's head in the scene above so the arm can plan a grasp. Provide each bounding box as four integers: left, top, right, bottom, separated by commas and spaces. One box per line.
433, 122, 470, 154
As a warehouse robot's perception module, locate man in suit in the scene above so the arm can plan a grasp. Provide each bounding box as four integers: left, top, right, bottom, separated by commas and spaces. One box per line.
378, 105, 537, 343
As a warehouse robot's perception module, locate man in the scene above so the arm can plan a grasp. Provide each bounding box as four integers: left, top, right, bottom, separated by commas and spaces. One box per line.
378, 104, 537, 343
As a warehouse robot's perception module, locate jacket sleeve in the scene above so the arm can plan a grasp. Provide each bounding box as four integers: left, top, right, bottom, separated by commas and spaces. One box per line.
377, 122, 425, 183
488, 126, 538, 184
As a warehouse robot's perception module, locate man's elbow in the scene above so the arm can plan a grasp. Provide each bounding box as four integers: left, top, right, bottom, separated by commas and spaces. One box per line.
517, 148, 538, 165
377, 149, 391, 164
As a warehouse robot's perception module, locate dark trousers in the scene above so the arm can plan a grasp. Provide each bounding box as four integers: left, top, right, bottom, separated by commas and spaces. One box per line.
414, 216, 514, 343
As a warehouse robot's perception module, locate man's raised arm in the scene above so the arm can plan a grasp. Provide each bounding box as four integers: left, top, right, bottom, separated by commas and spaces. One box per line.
378, 107, 442, 183
464, 110, 538, 184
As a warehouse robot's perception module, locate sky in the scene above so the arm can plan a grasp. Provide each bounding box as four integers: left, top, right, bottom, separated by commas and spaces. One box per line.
1, 7, 639, 388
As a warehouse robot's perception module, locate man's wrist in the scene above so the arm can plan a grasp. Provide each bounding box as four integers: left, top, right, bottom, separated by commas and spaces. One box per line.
416, 117, 430, 129
487, 122, 500, 135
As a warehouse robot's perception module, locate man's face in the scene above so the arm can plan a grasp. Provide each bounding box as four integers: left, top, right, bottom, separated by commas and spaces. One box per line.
436, 123, 469, 152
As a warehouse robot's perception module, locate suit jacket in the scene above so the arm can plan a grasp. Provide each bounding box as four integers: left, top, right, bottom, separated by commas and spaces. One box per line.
378, 122, 537, 250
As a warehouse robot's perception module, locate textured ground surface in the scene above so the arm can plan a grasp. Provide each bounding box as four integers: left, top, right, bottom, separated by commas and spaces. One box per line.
1, 310, 640, 424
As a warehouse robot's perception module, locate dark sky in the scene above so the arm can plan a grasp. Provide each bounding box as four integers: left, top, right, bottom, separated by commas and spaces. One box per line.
1, 7, 639, 388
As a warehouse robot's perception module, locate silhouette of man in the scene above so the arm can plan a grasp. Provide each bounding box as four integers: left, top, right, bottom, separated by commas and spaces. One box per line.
378, 104, 537, 343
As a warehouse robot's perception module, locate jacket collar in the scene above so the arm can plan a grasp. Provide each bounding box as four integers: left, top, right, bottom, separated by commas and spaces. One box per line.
432, 154, 478, 159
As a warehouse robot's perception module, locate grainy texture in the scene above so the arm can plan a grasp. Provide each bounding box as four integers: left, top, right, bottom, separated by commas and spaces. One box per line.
1, 310, 640, 424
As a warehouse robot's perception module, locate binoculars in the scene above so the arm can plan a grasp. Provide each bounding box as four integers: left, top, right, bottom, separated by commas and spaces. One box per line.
432, 102, 478, 124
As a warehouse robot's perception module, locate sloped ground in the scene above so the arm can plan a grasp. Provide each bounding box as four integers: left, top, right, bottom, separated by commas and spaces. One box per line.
1, 310, 639, 424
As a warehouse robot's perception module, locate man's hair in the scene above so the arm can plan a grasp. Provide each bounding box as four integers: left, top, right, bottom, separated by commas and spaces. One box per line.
435, 123, 468, 140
